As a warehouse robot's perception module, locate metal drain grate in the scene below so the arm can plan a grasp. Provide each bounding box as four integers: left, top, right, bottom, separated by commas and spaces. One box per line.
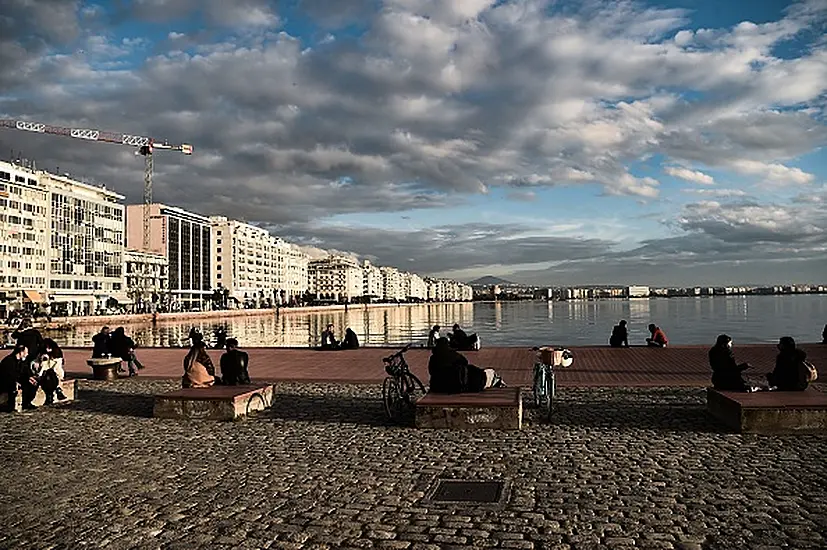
428, 480, 505, 503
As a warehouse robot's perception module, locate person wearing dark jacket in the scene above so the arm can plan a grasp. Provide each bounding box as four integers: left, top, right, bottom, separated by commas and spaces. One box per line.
708, 334, 751, 392
609, 320, 629, 348
13, 322, 43, 366
427, 325, 441, 348
428, 338, 503, 394
0, 344, 38, 411
340, 328, 360, 350
320, 324, 339, 350
219, 338, 250, 385
768, 336, 809, 391
109, 327, 144, 376
449, 324, 479, 351
92, 326, 112, 358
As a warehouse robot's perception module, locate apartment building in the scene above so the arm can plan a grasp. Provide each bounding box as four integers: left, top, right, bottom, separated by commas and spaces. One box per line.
211, 216, 279, 307
275, 238, 309, 304
124, 249, 168, 313
44, 171, 125, 316
627, 285, 650, 298
308, 255, 364, 302
406, 272, 427, 301
362, 260, 383, 301
126, 204, 211, 311
0, 161, 49, 318
380, 266, 404, 302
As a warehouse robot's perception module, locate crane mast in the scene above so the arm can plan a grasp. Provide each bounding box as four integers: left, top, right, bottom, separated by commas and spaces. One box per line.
0, 119, 193, 251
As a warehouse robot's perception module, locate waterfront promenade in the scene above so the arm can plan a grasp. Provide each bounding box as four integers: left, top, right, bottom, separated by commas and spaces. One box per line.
63, 343, 827, 387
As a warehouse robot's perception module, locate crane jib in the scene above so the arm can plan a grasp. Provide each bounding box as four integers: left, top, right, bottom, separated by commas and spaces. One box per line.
1, 119, 152, 147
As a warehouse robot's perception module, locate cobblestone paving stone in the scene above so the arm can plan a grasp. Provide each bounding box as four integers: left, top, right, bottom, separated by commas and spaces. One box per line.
0, 380, 825, 550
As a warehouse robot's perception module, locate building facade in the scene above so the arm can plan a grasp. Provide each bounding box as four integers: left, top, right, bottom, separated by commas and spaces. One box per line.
308, 255, 363, 302
124, 249, 168, 313
210, 216, 279, 307
0, 161, 49, 318
362, 260, 383, 302
381, 266, 404, 302
126, 204, 211, 311
275, 238, 309, 304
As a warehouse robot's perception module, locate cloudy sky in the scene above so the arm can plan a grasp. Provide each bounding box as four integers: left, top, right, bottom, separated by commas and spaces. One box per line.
1, 0, 826, 286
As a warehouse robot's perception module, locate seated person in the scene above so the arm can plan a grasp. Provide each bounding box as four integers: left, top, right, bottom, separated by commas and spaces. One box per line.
767, 336, 809, 391
427, 325, 440, 348
182, 331, 216, 388
1, 344, 39, 411
220, 338, 251, 385
448, 323, 479, 351
13, 321, 44, 366
109, 327, 144, 376
91, 326, 112, 358
609, 320, 629, 348
37, 338, 67, 404
320, 324, 339, 350
340, 328, 360, 350
646, 324, 668, 347
428, 338, 504, 394
708, 334, 751, 392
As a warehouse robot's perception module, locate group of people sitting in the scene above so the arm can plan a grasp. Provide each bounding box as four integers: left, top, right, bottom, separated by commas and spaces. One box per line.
320, 324, 360, 350
91, 326, 144, 376
609, 320, 669, 348
710, 335, 816, 392
0, 321, 66, 411
181, 328, 251, 388
428, 324, 480, 351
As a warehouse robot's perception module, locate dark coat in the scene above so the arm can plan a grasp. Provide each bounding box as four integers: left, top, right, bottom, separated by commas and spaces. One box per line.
92, 332, 111, 358
769, 349, 809, 391
609, 325, 628, 347
109, 332, 135, 362
709, 345, 748, 392
428, 345, 486, 394
220, 349, 250, 385
0, 352, 24, 387
341, 329, 360, 350
14, 328, 43, 360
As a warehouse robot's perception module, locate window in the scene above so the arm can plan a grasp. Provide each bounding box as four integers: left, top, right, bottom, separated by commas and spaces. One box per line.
15, 176, 25, 183
0, 172, 9, 181
217, 247, 222, 253
27, 179, 36, 185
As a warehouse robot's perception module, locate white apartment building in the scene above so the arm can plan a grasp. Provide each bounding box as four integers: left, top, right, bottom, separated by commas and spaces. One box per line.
124, 249, 168, 313
44, 171, 125, 316
627, 285, 650, 298
0, 161, 49, 318
210, 216, 278, 307
381, 266, 405, 302
362, 260, 383, 301
275, 238, 309, 304
405, 272, 428, 301
126, 204, 211, 311
308, 255, 364, 302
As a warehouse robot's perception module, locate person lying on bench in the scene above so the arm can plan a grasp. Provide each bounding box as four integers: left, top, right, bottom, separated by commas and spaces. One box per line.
219, 338, 250, 385
182, 331, 216, 388
320, 324, 339, 350
767, 337, 809, 391
448, 324, 479, 351
428, 337, 504, 393
709, 334, 752, 392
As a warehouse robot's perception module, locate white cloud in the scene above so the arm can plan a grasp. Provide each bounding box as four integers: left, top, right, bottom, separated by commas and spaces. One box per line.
665, 166, 715, 185
729, 159, 815, 185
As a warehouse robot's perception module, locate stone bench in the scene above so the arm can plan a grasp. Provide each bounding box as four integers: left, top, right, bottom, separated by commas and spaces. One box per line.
0, 379, 78, 412
153, 384, 275, 421
707, 387, 827, 434
416, 387, 523, 429
87, 357, 123, 381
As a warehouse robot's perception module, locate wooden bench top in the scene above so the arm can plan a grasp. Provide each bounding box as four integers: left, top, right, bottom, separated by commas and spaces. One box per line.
417, 387, 521, 407
159, 385, 271, 401
709, 387, 827, 409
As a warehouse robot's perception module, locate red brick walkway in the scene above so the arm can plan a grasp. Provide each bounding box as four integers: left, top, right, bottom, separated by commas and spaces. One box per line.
63, 344, 827, 388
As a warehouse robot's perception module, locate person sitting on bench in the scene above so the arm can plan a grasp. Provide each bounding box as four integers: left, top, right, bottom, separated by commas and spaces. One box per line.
709, 334, 752, 392
320, 324, 339, 350
609, 320, 629, 348
448, 324, 479, 351
92, 326, 112, 358
37, 338, 67, 404
220, 338, 250, 385
427, 325, 440, 348
182, 330, 216, 388
646, 324, 668, 347
767, 337, 809, 391
428, 337, 504, 394
110, 327, 144, 377
1, 344, 38, 411
340, 328, 360, 350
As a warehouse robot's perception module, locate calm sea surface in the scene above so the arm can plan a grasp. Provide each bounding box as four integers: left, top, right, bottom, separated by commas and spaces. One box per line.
46, 295, 827, 348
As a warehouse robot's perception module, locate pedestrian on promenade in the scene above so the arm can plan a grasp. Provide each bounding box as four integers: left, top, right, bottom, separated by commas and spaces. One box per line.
0, 344, 38, 411
428, 337, 504, 393
219, 338, 250, 385
767, 337, 810, 391
182, 330, 215, 388
609, 320, 629, 348
320, 324, 339, 350
709, 335, 752, 392
92, 326, 111, 358
37, 338, 67, 404
427, 325, 440, 348
110, 327, 144, 376
646, 324, 668, 347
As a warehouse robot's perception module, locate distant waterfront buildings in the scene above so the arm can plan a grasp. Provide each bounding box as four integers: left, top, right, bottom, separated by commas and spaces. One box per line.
124, 249, 168, 312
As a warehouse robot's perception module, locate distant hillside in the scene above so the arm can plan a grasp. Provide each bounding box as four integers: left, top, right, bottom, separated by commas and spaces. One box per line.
468, 275, 515, 286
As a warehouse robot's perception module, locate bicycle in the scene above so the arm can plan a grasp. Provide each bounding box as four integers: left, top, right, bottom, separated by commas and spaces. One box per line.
382, 344, 427, 424
532, 346, 574, 421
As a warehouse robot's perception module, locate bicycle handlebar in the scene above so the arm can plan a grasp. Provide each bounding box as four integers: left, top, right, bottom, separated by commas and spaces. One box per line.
382, 343, 413, 363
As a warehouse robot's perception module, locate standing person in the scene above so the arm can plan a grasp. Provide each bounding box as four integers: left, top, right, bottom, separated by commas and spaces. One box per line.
219, 338, 250, 385
646, 324, 668, 347
181, 330, 215, 388
38, 338, 67, 404
109, 327, 144, 376
609, 320, 629, 348
427, 325, 441, 348
708, 335, 751, 392
320, 324, 339, 350
92, 326, 112, 358
0, 345, 38, 411
767, 337, 809, 391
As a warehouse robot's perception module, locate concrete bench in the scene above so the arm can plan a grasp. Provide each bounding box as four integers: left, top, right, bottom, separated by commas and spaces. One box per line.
0, 379, 78, 412
153, 384, 275, 421
87, 357, 123, 381
707, 387, 827, 434
416, 387, 523, 429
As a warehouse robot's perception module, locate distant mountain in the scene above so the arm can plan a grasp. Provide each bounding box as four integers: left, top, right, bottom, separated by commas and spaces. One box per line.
468, 275, 515, 286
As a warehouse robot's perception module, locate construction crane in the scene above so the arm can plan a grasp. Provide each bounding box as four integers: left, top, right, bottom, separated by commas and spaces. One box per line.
0, 118, 193, 251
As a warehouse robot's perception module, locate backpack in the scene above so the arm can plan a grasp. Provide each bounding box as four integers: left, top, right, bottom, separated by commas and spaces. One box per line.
802, 360, 818, 383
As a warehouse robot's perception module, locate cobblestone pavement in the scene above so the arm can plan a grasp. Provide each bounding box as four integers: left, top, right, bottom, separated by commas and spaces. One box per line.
1, 380, 825, 550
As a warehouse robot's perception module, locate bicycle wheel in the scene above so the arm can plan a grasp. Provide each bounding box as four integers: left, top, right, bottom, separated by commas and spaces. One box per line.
382, 376, 402, 422
404, 372, 427, 401
533, 364, 543, 407
544, 368, 555, 421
